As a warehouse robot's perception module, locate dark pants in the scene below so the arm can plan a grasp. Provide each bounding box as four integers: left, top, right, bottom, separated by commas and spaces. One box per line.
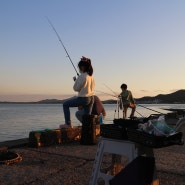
63, 96, 94, 125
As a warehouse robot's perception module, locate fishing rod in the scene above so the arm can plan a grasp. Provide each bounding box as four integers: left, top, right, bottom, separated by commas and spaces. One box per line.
102, 84, 164, 115
46, 16, 79, 76
96, 89, 121, 118
103, 83, 118, 97
135, 110, 144, 118
137, 104, 163, 114
97, 89, 164, 115
95, 90, 118, 98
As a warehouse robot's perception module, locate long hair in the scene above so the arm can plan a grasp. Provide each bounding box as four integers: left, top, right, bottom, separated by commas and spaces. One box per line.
78, 56, 93, 76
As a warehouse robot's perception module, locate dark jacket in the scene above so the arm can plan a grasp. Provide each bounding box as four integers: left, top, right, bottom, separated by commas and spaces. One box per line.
92, 96, 106, 116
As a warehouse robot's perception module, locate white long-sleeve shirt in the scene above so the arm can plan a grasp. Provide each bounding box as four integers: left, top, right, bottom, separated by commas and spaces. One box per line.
73, 72, 95, 97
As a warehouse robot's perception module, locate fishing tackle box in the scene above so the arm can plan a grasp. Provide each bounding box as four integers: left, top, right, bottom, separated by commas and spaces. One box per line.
127, 128, 184, 148
100, 119, 142, 140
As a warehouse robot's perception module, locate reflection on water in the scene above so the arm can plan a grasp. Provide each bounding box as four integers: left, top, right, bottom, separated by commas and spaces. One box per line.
0, 103, 184, 142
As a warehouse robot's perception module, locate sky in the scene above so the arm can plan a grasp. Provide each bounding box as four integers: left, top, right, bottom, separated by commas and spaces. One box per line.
0, 0, 185, 102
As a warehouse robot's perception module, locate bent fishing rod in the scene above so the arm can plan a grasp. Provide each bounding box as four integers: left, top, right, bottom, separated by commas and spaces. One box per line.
46, 16, 79, 76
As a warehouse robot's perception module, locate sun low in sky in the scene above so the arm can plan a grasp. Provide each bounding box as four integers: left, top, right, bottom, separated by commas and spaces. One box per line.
0, 0, 185, 102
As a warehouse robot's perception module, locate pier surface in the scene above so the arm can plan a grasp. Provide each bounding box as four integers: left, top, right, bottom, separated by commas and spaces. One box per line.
0, 127, 185, 185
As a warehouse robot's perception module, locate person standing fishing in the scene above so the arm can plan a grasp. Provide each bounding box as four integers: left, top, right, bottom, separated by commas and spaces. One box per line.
119, 83, 136, 119
46, 18, 95, 128
60, 56, 95, 128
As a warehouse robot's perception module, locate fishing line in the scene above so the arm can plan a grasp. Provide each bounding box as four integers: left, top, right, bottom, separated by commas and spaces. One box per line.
46, 16, 79, 76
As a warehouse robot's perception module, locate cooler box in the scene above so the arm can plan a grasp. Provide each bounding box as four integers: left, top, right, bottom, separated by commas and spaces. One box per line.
60, 127, 81, 142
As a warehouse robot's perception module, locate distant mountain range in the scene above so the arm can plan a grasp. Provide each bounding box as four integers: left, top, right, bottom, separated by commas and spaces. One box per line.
135, 89, 185, 104
0, 89, 185, 104
100, 89, 185, 104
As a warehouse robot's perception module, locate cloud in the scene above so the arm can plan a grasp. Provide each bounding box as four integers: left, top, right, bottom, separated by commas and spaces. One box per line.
154, 90, 165, 93
140, 90, 149, 93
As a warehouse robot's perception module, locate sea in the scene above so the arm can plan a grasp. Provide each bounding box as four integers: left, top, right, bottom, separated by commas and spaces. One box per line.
0, 103, 185, 142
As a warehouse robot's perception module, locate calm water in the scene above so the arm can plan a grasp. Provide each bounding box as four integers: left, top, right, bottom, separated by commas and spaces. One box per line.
0, 103, 185, 142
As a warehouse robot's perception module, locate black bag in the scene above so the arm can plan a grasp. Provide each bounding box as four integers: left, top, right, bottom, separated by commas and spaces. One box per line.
109, 156, 155, 185
80, 115, 97, 145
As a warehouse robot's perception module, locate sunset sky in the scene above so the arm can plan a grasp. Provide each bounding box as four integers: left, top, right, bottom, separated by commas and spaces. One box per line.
1, 0, 185, 102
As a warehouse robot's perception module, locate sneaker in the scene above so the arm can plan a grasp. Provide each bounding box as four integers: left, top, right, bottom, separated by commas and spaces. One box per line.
59, 124, 73, 129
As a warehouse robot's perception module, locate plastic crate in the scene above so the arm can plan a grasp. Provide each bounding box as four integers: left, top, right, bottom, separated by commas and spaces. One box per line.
127, 128, 184, 148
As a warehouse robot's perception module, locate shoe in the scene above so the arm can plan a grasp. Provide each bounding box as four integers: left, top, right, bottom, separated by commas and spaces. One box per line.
59, 124, 73, 129
129, 114, 135, 119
